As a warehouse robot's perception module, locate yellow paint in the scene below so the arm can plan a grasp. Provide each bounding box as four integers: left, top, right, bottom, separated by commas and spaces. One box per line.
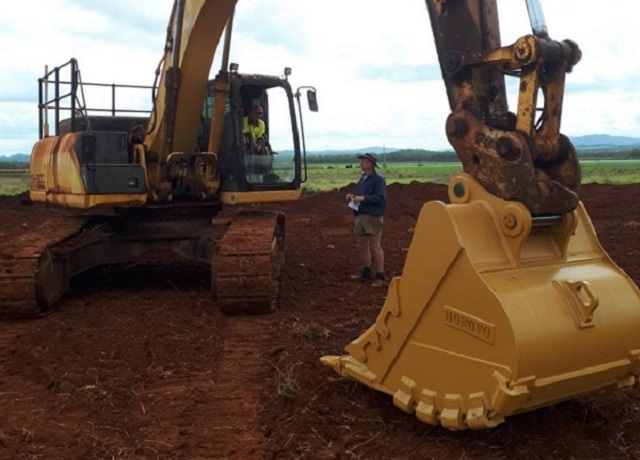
30, 134, 86, 195
220, 189, 301, 205
32, 192, 147, 208
29, 133, 148, 209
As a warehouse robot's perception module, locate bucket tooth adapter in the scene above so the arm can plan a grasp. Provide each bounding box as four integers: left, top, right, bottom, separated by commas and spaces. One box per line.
322, 174, 640, 430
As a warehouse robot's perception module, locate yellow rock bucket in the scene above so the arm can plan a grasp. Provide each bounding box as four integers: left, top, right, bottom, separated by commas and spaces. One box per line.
322, 174, 640, 430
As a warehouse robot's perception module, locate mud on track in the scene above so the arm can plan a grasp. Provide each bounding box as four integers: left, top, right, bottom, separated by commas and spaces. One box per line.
0, 181, 639, 459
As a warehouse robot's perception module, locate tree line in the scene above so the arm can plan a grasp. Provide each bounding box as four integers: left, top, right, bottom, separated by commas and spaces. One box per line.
307, 149, 459, 164
578, 149, 640, 160
0, 161, 28, 169
305, 148, 640, 164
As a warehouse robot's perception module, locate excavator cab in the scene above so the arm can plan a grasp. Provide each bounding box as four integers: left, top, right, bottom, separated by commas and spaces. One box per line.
29, 58, 317, 209
198, 67, 316, 204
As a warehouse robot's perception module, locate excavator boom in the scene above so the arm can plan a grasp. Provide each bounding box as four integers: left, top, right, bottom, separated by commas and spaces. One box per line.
143, 0, 237, 200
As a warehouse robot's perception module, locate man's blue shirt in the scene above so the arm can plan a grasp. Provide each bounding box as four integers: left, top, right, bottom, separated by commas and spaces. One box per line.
354, 171, 387, 217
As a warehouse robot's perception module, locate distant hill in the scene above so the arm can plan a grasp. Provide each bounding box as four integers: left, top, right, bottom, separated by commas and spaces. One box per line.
571, 134, 640, 149
0, 153, 29, 164
311, 146, 400, 155
282, 146, 401, 156
300, 136, 640, 155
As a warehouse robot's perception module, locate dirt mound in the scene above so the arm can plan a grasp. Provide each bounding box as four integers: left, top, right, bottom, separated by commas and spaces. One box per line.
0, 181, 639, 459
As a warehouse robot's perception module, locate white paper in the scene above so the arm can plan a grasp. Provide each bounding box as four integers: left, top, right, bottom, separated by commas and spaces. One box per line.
348, 199, 359, 211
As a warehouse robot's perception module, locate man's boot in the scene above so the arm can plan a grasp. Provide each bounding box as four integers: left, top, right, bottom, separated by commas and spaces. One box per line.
371, 272, 385, 287
350, 266, 373, 281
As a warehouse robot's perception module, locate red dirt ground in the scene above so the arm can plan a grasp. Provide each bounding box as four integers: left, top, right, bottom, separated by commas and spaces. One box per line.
0, 181, 639, 460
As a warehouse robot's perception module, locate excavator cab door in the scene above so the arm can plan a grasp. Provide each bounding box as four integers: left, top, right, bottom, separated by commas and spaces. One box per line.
238, 86, 291, 187
202, 73, 308, 204
234, 79, 303, 192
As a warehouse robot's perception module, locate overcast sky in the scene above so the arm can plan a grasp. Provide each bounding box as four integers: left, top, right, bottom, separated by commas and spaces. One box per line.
0, 0, 638, 157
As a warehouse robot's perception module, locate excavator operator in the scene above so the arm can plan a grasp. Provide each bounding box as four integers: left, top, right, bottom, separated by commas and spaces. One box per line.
243, 104, 269, 155
243, 102, 278, 182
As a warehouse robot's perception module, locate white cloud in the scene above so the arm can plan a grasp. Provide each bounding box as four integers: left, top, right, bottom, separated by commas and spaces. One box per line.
0, 0, 639, 156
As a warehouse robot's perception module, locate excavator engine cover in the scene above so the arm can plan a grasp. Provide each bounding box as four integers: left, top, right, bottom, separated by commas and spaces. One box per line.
322, 174, 640, 430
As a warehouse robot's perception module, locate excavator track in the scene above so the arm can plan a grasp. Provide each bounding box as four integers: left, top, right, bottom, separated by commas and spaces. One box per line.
0, 209, 287, 317
0, 215, 90, 317
214, 211, 285, 314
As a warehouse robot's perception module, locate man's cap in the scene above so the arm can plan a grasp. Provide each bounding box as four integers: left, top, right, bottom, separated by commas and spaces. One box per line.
357, 153, 378, 167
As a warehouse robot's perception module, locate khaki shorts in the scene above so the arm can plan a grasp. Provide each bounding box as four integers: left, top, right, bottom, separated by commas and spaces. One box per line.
354, 214, 384, 236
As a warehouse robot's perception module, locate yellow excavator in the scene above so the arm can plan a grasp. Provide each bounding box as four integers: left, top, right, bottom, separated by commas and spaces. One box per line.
2, 0, 639, 431
322, 0, 640, 429
0, 1, 317, 316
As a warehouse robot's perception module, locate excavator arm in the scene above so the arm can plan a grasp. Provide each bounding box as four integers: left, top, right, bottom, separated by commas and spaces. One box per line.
426, 0, 582, 214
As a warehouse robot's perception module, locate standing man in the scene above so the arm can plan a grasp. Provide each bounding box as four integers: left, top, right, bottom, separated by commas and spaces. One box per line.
346, 153, 387, 287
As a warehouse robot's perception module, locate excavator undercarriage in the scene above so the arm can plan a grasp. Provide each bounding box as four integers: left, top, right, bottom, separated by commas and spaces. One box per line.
0, 207, 285, 317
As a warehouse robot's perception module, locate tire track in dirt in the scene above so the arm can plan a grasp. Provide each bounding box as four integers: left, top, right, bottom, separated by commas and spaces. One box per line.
0, 321, 31, 348
203, 315, 272, 459
144, 314, 273, 459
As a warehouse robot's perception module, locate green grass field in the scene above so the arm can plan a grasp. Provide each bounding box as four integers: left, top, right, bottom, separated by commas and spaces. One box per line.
1, 160, 639, 195
302, 162, 461, 191
0, 171, 29, 196
579, 159, 640, 184
303, 160, 640, 191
